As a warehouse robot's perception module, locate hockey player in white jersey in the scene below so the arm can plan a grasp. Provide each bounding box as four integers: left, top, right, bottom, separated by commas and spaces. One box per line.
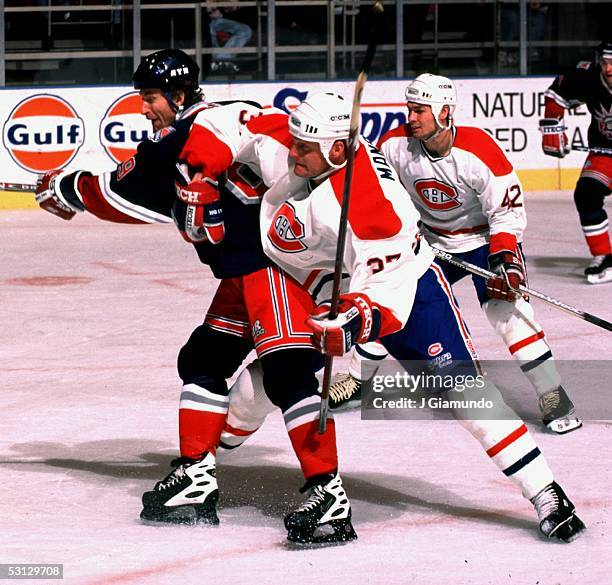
178, 91, 585, 542
332, 74, 582, 436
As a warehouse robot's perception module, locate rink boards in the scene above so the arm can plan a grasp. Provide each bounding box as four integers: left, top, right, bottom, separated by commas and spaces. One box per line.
0, 76, 589, 209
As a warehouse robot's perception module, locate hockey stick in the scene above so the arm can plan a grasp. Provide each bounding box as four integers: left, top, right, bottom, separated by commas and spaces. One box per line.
318, 1, 384, 434
572, 145, 612, 155
0, 181, 36, 192
431, 247, 612, 332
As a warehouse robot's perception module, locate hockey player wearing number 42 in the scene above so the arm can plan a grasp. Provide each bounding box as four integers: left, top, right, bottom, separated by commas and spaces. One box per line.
331, 73, 583, 436
539, 40, 612, 284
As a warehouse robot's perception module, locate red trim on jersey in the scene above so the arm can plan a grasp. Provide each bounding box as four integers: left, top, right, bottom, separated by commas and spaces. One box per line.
246, 113, 293, 148
204, 314, 249, 337
377, 124, 413, 149
486, 423, 528, 457
328, 144, 402, 240
423, 222, 489, 237
489, 232, 519, 254
78, 174, 144, 224
179, 123, 234, 177
302, 269, 322, 291
508, 331, 545, 355
453, 127, 514, 177
430, 263, 478, 360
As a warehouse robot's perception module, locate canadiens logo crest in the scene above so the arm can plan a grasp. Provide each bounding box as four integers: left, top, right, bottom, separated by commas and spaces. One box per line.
414, 178, 461, 211
268, 202, 307, 253
427, 342, 443, 357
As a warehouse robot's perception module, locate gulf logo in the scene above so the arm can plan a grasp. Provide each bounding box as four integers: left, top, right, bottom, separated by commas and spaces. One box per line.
99, 92, 151, 164
2, 94, 85, 173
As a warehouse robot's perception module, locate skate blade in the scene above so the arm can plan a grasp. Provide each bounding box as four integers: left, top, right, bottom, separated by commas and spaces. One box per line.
547, 514, 586, 543
140, 505, 219, 526
546, 417, 583, 435
286, 522, 357, 547
586, 272, 612, 285
329, 399, 362, 412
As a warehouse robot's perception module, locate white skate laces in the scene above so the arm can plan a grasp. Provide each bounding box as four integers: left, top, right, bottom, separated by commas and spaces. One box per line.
329, 374, 361, 402
540, 390, 560, 413
529, 481, 585, 542
296, 485, 327, 513
532, 484, 561, 521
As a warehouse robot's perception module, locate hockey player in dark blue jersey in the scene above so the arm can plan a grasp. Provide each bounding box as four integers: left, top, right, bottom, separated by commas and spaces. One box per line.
540, 40, 612, 283
35, 49, 354, 545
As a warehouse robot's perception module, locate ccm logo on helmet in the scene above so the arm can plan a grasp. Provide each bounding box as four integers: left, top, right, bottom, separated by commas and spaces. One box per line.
414, 178, 461, 211
99, 92, 151, 164
2, 94, 85, 173
268, 202, 307, 253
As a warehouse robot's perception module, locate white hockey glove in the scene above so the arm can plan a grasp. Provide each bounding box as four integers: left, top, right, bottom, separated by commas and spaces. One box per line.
539, 119, 570, 158
306, 293, 379, 356
173, 177, 225, 245
35, 170, 80, 220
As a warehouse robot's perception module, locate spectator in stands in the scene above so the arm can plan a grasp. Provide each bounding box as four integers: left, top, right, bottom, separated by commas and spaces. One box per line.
499, 1, 548, 67
208, 1, 252, 73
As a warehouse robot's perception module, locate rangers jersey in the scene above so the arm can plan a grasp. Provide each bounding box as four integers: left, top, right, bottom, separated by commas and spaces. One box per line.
51, 100, 270, 278
545, 60, 612, 148
379, 125, 527, 254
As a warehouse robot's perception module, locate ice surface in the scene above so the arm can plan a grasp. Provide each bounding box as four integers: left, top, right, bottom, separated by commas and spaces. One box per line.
1, 192, 610, 585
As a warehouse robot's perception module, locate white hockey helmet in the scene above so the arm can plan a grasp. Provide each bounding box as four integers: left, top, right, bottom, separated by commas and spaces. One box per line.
405, 74, 457, 130
288, 92, 353, 169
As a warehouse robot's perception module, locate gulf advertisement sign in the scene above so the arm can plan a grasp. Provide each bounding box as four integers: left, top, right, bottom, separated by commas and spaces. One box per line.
2, 94, 85, 173
99, 92, 151, 164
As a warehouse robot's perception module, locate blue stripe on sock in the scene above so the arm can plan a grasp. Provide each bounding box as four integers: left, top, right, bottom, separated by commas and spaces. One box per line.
502, 447, 541, 476
520, 351, 553, 372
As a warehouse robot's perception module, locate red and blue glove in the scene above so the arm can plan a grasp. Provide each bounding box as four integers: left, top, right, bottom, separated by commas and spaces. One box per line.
486, 247, 525, 302
306, 293, 380, 356
539, 118, 570, 158
173, 177, 225, 244
35, 170, 78, 220
539, 97, 570, 158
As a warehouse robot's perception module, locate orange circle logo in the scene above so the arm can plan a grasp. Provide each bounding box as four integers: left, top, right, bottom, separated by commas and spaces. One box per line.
99, 92, 151, 164
2, 94, 85, 173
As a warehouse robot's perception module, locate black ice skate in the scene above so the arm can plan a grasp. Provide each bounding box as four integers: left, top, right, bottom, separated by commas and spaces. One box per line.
140, 451, 219, 525
329, 373, 363, 411
284, 472, 357, 545
584, 254, 612, 284
539, 386, 582, 434
531, 481, 585, 542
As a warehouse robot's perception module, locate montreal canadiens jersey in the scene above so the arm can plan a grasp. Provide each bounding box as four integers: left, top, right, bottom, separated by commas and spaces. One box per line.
545, 60, 612, 148
231, 114, 434, 335
379, 125, 527, 253
54, 100, 270, 278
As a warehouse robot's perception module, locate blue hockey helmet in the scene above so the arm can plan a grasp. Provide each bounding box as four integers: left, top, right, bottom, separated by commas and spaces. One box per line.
133, 48, 201, 110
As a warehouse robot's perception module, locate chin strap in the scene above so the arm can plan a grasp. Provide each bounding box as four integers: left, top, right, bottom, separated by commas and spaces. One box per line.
423, 120, 454, 144
311, 161, 346, 183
